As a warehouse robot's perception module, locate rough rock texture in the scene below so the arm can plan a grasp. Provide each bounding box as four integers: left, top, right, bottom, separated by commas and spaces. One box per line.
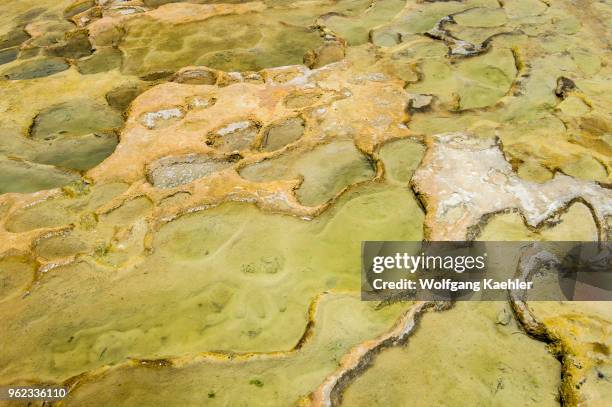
146, 154, 236, 189
0, 0, 610, 406
413, 133, 612, 241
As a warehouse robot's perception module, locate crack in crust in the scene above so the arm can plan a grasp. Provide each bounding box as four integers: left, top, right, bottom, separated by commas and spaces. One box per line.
302, 301, 452, 407
7, 290, 348, 402
412, 133, 612, 241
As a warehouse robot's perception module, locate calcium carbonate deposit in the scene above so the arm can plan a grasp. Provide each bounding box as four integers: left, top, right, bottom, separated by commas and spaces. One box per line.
0, 0, 610, 406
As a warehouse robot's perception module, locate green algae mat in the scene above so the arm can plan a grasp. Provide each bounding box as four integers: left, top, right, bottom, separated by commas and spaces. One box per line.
0, 0, 610, 406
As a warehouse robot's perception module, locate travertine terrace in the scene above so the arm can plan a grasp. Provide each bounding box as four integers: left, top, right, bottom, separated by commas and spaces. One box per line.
0, 0, 610, 406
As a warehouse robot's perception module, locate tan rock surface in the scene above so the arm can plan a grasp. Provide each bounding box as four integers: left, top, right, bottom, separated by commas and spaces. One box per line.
0, 0, 610, 406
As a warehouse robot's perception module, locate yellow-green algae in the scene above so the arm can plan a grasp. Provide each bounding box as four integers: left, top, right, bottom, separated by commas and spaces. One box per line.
0, 0, 610, 405
475, 203, 599, 242
60, 294, 411, 407
377, 138, 425, 185
239, 140, 376, 206
341, 302, 561, 407
0, 183, 423, 382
